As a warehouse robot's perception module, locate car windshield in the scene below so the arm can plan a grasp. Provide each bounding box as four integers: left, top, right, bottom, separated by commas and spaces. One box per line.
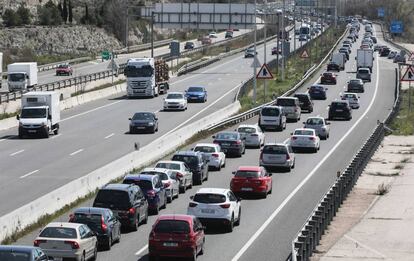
71, 213, 102, 230
154, 220, 190, 234
171, 155, 199, 167
124, 65, 154, 77
140, 171, 169, 181
0, 251, 30, 261
277, 98, 295, 106
167, 93, 183, 99
194, 146, 216, 153
350, 80, 361, 84
9, 73, 26, 82
188, 87, 204, 92
58, 64, 69, 68
215, 132, 238, 140
20, 108, 47, 119
306, 118, 323, 125
132, 113, 154, 120
262, 145, 287, 154
193, 193, 226, 203
39, 227, 77, 239
235, 170, 260, 178
237, 127, 256, 134
155, 162, 181, 170
359, 69, 369, 74
261, 107, 280, 116
94, 190, 131, 209
294, 130, 314, 136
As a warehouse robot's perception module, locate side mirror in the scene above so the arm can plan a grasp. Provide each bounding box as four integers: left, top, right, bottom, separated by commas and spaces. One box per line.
232, 171, 236, 175
190, 147, 194, 151
128, 118, 132, 120
290, 132, 293, 135
212, 135, 216, 139
190, 195, 194, 200
302, 122, 306, 124
16, 115, 20, 120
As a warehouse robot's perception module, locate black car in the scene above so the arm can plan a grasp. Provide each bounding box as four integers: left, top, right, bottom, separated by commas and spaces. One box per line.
327, 62, 340, 72
69, 207, 121, 250
328, 101, 352, 120
339, 48, 350, 60
184, 41, 195, 50
129, 112, 158, 134
212, 131, 246, 157
308, 85, 327, 100
93, 184, 148, 231
294, 93, 313, 112
380, 47, 391, 57
0, 245, 52, 261
347, 79, 364, 92
172, 151, 209, 185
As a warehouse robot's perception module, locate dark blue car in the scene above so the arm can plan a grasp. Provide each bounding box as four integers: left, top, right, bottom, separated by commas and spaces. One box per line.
308, 85, 327, 100
185, 86, 207, 103
0, 245, 52, 260
123, 174, 167, 214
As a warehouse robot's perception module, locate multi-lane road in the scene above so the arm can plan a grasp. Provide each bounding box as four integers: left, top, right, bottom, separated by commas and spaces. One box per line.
13, 23, 398, 261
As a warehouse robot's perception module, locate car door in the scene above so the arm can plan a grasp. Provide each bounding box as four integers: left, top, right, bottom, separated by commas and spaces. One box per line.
193, 218, 205, 251
154, 177, 165, 206
107, 210, 119, 240
257, 126, 265, 144
83, 225, 97, 258
263, 168, 272, 191
79, 225, 92, 258
184, 163, 193, 184
228, 191, 240, 218
137, 188, 147, 220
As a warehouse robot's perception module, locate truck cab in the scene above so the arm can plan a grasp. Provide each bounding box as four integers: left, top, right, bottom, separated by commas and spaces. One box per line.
7, 62, 38, 92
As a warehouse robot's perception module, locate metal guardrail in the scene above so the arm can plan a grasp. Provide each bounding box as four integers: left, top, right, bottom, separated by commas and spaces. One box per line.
289, 24, 403, 261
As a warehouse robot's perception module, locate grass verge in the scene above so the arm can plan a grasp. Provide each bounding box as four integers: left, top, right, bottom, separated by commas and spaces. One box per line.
390, 89, 414, 135
71, 79, 126, 97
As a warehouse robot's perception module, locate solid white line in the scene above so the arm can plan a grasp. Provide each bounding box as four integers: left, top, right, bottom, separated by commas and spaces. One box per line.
51, 134, 62, 139
69, 149, 84, 156
135, 244, 148, 256
104, 133, 115, 139
61, 101, 123, 123
231, 36, 381, 261
20, 169, 39, 179
10, 149, 24, 156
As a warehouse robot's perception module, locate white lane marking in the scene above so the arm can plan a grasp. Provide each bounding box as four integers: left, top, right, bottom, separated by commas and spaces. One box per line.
51, 134, 62, 139
231, 35, 381, 261
158, 82, 243, 139
135, 244, 148, 256
61, 101, 123, 122
10, 149, 24, 156
104, 133, 114, 139
154, 109, 160, 114
20, 169, 39, 179
70, 149, 84, 156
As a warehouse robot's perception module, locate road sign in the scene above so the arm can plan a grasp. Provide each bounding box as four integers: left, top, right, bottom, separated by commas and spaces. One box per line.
300, 50, 310, 59
390, 21, 403, 34
401, 66, 414, 82
256, 64, 273, 79
377, 7, 385, 18
408, 52, 414, 62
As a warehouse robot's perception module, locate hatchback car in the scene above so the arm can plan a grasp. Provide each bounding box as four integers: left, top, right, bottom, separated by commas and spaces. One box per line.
230, 166, 272, 198
327, 62, 340, 72
290, 128, 320, 152
129, 112, 158, 134
236, 124, 265, 148
185, 86, 207, 102
187, 188, 241, 232
184, 41, 195, 50
201, 37, 212, 45
34, 222, 97, 261
356, 68, 371, 82
303, 117, 330, 140
148, 215, 205, 261
139, 168, 180, 203
93, 184, 148, 231
123, 174, 167, 214
380, 47, 391, 56
0, 245, 52, 261
155, 160, 193, 193
294, 93, 314, 112
172, 151, 209, 185
328, 100, 352, 120
55, 63, 73, 76
244, 47, 257, 58
69, 207, 121, 250
276, 97, 301, 122
271, 46, 281, 55
163, 92, 187, 111
193, 143, 226, 170
347, 79, 364, 92
320, 72, 337, 84
212, 131, 246, 157
308, 85, 327, 100
342, 93, 360, 109
258, 106, 286, 131
259, 143, 295, 171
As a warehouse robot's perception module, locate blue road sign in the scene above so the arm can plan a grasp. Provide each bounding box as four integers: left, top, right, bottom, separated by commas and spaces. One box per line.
390, 20, 403, 34
377, 8, 385, 18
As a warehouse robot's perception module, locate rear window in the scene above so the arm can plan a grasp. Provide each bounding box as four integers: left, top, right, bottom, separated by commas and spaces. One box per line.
39, 227, 77, 239
172, 155, 199, 167
94, 190, 131, 209
154, 220, 190, 234
350, 80, 361, 84
294, 130, 314, 136
71, 213, 102, 230
215, 133, 238, 140
306, 118, 323, 125
140, 171, 169, 181
237, 127, 256, 133
294, 94, 310, 103
358, 69, 369, 74
263, 145, 287, 154
193, 193, 226, 203
310, 85, 323, 91
123, 179, 153, 190
0, 251, 30, 261
194, 146, 216, 153
188, 87, 204, 92
276, 98, 295, 106
261, 107, 280, 116
235, 170, 260, 178
155, 162, 180, 170
331, 102, 347, 108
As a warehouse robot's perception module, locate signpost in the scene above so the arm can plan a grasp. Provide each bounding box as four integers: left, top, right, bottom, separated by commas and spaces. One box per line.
390, 20, 403, 34
401, 65, 414, 112
301, 49, 310, 74
377, 7, 385, 18
256, 64, 274, 79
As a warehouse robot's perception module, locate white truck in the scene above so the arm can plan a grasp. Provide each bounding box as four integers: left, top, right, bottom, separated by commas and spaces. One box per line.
17, 91, 60, 138
356, 49, 374, 72
124, 58, 169, 98
7, 62, 38, 92
331, 53, 346, 70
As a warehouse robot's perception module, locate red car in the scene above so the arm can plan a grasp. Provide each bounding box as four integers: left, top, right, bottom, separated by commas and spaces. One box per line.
271, 46, 281, 55
230, 166, 272, 198
149, 214, 205, 261
55, 63, 73, 76
320, 72, 337, 84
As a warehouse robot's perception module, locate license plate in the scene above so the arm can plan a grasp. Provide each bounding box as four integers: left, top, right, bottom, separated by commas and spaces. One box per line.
241, 187, 253, 191
136, 127, 145, 129
163, 242, 178, 247
28, 130, 37, 133
222, 149, 227, 152
201, 209, 215, 214
54, 258, 63, 261
336, 109, 343, 112
269, 156, 281, 160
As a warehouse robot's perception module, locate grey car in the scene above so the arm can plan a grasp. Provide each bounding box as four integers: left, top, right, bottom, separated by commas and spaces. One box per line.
129, 112, 158, 134
303, 116, 330, 139
212, 131, 246, 157
0, 245, 53, 261
259, 143, 295, 172
347, 79, 364, 93
356, 68, 371, 82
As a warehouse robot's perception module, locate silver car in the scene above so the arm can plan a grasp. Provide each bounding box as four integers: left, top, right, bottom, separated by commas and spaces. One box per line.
260, 143, 295, 172
236, 124, 265, 148
303, 116, 330, 140
193, 143, 226, 171
155, 160, 193, 193
139, 167, 180, 203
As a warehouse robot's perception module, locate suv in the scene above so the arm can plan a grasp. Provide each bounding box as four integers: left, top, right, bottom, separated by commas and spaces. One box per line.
172, 151, 209, 185
347, 79, 364, 92
259, 106, 286, 131
328, 100, 352, 120
320, 72, 337, 84
259, 143, 295, 171
184, 41, 195, 50
356, 68, 371, 82
294, 93, 313, 112
276, 97, 301, 122
93, 184, 148, 231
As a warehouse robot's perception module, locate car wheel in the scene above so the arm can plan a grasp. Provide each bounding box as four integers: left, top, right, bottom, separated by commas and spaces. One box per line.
142, 209, 148, 224
189, 178, 193, 189
148, 255, 157, 261
199, 238, 205, 255
223, 160, 226, 168
105, 235, 112, 251
153, 205, 160, 215
131, 216, 139, 231
217, 163, 222, 171
269, 184, 272, 194
80, 252, 86, 261
194, 176, 202, 185
191, 249, 198, 261
227, 215, 234, 232
235, 207, 241, 226
180, 184, 186, 193
152, 126, 156, 134
292, 159, 295, 169
167, 195, 172, 203
162, 195, 167, 209
205, 171, 209, 181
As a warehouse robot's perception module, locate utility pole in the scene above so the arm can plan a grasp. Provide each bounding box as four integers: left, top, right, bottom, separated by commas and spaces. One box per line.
253, 0, 257, 104
151, 11, 154, 58
281, 0, 285, 81
125, 3, 129, 52
276, 12, 280, 75
263, 0, 267, 102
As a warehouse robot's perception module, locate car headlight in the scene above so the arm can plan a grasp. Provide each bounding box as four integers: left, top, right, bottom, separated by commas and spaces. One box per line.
148, 122, 154, 126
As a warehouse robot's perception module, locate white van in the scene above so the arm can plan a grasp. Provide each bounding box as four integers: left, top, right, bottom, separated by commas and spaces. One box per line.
276, 97, 301, 122
258, 106, 286, 131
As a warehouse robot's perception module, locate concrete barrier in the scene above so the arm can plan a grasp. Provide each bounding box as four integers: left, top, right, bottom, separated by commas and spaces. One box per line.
0, 101, 241, 242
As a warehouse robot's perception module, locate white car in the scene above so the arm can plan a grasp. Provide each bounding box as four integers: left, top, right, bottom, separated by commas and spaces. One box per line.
341, 93, 360, 109
163, 92, 187, 111
155, 160, 193, 193
303, 116, 330, 140
290, 128, 320, 152
139, 167, 180, 203
209, 31, 218, 38
236, 124, 265, 148
193, 143, 226, 170
187, 188, 241, 232
34, 222, 97, 261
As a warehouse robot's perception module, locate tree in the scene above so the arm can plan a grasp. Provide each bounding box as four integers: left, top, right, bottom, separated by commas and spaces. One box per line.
68, 0, 73, 23
81, 3, 89, 24
62, 0, 68, 23
2, 9, 20, 27
38, 0, 63, 25
16, 4, 31, 25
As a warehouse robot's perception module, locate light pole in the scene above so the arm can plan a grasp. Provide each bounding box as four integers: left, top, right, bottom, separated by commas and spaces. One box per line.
263, 0, 267, 102
281, 0, 285, 81
253, 0, 257, 104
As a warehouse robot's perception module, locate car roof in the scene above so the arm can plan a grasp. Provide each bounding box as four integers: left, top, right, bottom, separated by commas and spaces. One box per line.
0, 245, 37, 253
294, 128, 316, 133
102, 183, 133, 191
142, 167, 170, 174
156, 160, 183, 165
194, 143, 217, 147
217, 131, 239, 135
294, 93, 310, 96
173, 150, 199, 156
73, 207, 108, 215
187, 86, 205, 89
262, 105, 282, 109
124, 174, 155, 181
45, 222, 82, 229
196, 188, 229, 195
237, 124, 258, 129
157, 214, 194, 222
307, 116, 324, 120
277, 97, 297, 100
134, 111, 154, 115
263, 143, 288, 147
237, 166, 262, 172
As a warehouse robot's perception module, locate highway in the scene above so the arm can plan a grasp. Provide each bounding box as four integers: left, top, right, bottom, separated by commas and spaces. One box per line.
0, 25, 302, 216
13, 23, 398, 261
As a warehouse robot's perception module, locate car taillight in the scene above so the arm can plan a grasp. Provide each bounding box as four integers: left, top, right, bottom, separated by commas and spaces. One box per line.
291, 137, 297, 140
212, 153, 219, 158
34, 239, 46, 246
68, 214, 75, 222
128, 207, 136, 215
286, 153, 291, 160
176, 172, 184, 178
164, 181, 171, 188
147, 190, 156, 197
236, 140, 241, 145
101, 216, 107, 233
220, 203, 231, 209
309, 137, 315, 141
189, 202, 198, 208
64, 241, 80, 249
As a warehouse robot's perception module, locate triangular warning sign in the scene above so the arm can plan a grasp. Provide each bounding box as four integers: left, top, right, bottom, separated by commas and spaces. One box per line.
408, 52, 414, 61
256, 64, 273, 79
300, 50, 310, 58
401, 65, 414, 82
